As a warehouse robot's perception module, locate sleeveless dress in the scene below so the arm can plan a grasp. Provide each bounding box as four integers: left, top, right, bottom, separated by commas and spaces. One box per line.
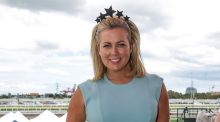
79, 74, 163, 122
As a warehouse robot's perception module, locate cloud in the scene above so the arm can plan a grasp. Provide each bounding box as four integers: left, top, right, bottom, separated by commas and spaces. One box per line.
168, 49, 203, 66
129, 8, 169, 33
0, 0, 86, 14
0, 47, 92, 94
79, 0, 169, 32
207, 32, 220, 49
57, 49, 90, 58
116, 1, 169, 33
170, 64, 220, 82
1, 0, 220, 94
35, 40, 59, 51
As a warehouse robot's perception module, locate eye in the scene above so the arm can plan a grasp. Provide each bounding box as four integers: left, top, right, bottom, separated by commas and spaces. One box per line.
118, 43, 126, 47
103, 44, 111, 48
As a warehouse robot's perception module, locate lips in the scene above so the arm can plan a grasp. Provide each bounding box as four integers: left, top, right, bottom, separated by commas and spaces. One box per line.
109, 58, 120, 64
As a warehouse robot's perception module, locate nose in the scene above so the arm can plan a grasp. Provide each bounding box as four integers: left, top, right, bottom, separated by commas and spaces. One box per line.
110, 46, 118, 55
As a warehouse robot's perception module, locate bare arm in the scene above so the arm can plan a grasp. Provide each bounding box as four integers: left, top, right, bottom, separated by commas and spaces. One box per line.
66, 88, 86, 122
215, 112, 220, 122
156, 82, 170, 122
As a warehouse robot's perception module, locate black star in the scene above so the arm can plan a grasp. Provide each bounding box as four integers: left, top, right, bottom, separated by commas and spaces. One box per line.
116, 10, 123, 18
105, 6, 116, 17
95, 17, 100, 23
99, 12, 106, 21
124, 15, 130, 21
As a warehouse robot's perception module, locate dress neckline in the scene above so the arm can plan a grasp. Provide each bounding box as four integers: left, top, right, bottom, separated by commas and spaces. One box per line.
104, 74, 136, 86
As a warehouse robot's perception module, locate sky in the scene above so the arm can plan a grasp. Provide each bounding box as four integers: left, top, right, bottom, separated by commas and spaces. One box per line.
0, 0, 220, 94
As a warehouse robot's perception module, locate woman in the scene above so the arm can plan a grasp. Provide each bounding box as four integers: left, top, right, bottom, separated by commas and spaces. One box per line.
67, 6, 169, 122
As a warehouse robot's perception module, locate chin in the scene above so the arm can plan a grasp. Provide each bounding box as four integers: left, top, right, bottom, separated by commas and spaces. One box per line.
108, 67, 123, 72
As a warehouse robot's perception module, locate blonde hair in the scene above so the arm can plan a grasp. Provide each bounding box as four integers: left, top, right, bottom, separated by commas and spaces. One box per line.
91, 17, 146, 80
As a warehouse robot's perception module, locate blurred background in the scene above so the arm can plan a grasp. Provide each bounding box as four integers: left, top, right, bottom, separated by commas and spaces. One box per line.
0, 0, 220, 121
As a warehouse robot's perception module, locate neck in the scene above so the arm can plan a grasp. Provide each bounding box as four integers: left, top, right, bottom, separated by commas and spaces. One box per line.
106, 67, 133, 84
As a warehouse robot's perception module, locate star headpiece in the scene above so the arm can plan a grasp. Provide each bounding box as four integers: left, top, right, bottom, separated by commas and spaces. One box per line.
95, 6, 130, 23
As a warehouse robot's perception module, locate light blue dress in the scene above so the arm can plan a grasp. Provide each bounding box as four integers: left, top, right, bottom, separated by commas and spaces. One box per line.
79, 74, 163, 122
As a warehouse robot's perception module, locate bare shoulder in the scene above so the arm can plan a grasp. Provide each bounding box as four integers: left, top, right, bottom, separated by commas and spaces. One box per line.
157, 82, 170, 122
66, 88, 86, 122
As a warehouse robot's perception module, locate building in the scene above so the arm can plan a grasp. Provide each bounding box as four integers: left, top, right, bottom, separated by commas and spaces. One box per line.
185, 87, 197, 94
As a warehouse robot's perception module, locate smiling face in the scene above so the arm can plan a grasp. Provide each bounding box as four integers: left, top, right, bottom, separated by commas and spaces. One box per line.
98, 27, 132, 73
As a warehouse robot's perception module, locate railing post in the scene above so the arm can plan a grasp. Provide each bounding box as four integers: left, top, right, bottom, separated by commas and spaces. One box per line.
177, 108, 178, 122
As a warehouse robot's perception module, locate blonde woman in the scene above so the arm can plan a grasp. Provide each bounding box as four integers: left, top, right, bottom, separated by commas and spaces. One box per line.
67, 6, 169, 122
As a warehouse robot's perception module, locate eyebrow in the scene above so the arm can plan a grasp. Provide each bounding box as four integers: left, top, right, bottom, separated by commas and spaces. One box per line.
102, 40, 125, 44
117, 40, 126, 43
